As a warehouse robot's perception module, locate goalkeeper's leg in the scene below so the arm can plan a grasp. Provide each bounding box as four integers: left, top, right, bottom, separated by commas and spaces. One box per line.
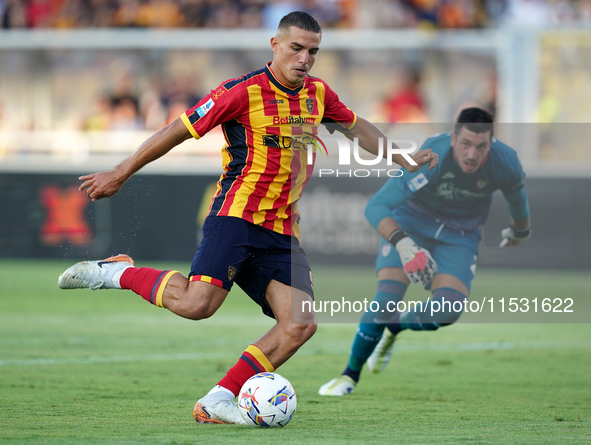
387, 274, 468, 335
343, 279, 407, 381
319, 270, 408, 396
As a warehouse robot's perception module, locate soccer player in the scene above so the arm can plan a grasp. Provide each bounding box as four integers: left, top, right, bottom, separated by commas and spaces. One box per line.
57, 11, 438, 424
319, 107, 531, 396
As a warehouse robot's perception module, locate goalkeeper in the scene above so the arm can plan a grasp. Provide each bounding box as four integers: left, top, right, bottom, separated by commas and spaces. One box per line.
319, 107, 531, 396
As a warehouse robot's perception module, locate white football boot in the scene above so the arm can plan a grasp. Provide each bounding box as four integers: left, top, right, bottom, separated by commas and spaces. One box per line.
367, 329, 397, 374
193, 386, 247, 425
318, 375, 356, 396
58, 254, 134, 290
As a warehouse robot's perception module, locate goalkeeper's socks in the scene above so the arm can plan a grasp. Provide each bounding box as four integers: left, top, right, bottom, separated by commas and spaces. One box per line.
119, 267, 181, 307
343, 366, 361, 383
347, 280, 407, 375
386, 311, 407, 336
217, 344, 275, 397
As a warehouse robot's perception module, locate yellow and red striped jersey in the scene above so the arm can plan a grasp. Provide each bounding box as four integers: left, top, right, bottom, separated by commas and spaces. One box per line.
181, 63, 357, 238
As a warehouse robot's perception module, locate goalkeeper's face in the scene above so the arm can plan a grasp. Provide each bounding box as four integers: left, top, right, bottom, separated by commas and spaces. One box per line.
270, 26, 321, 88
451, 127, 492, 174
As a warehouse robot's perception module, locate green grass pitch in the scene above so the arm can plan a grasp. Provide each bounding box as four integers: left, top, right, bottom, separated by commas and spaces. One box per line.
1, 259, 590, 444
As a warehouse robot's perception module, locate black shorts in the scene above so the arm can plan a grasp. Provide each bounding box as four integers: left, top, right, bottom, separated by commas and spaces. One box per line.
189, 216, 314, 318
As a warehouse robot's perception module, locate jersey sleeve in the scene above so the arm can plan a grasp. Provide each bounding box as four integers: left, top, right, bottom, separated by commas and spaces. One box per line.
321, 82, 357, 132
364, 136, 442, 229
180, 83, 245, 140
364, 178, 409, 230
504, 188, 530, 221
395, 137, 441, 194
499, 149, 526, 196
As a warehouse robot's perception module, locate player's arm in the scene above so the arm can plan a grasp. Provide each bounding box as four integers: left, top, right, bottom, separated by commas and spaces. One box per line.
346, 117, 438, 173
365, 179, 437, 285
79, 118, 191, 201
500, 187, 532, 247
319, 82, 437, 172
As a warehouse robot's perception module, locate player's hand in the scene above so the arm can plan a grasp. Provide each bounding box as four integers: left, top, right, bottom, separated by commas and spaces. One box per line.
499, 225, 532, 247
79, 171, 126, 202
395, 237, 438, 285
406, 148, 439, 173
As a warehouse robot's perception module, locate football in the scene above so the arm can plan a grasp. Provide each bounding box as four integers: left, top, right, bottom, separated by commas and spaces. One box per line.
237, 372, 297, 427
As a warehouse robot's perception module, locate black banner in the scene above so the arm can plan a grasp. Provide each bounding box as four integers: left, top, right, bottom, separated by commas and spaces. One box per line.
1, 173, 589, 269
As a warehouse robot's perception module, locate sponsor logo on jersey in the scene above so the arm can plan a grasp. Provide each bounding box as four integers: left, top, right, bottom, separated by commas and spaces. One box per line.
442, 171, 455, 179
268, 99, 284, 104
262, 133, 327, 155
408, 173, 429, 192
196, 98, 214, 118
272, 116, 315, 125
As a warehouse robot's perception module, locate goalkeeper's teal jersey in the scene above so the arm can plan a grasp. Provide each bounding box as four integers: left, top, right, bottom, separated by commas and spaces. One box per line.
373, 132, 526, 232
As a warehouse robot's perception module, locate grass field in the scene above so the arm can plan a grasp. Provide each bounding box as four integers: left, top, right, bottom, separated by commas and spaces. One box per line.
1, 259, 590, 444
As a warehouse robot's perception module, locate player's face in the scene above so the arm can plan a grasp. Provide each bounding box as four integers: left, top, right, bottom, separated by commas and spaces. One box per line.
451, 127, 492, 174
270, 26, 321, 88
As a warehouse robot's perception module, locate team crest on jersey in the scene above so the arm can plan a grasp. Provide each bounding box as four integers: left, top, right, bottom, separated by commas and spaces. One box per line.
442, 171, 455, 179
408, 173, 429, 192
212, 88, 225, 100
306, 98, 314, 114
228, 265, 237, 281
476, 180, 487, 189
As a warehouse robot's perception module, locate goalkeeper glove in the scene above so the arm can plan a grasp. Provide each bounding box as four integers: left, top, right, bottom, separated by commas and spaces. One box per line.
499, 224, 532, 247
388, 229, 438, 285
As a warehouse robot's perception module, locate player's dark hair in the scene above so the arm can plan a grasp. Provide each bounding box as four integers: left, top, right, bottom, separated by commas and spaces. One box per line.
278, 11, 322, 34
454, 107, 494, 137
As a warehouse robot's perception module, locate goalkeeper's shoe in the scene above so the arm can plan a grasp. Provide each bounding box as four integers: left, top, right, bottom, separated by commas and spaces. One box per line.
318, 375, 356, 396
58, 254, 134, 290
366, 329, 397, 374
193, 388, 247, 425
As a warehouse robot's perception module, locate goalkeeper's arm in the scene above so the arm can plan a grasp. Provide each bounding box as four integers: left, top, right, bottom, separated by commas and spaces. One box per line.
365, 184, 437, 285
500, 187, 532, 247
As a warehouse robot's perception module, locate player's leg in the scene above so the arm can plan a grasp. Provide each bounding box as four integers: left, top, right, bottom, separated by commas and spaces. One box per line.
363, 267, 408, 374
195, 226, 316, 424
347, 268, 408, 378
195, 284, 316, 424
58, 216, 241, 319
59, 255, 230, 319
319, 269, 408, 396
256, 279, 317, 365
386, 274, 468, 334
385, 232, 478, 339
319, 238, 410, 396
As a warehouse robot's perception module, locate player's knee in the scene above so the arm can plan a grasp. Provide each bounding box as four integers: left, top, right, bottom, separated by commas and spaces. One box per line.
298, 321, 317, 343
171, 297, 218, 321
282, 320, 317, 346
440, 305, 464, 326
426, 288, 467, 328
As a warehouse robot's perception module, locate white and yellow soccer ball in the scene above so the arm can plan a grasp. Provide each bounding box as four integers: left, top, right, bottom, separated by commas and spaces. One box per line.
237, 372, 297, 427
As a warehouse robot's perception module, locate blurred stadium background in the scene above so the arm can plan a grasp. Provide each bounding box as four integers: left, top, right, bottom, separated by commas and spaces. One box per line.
1, 0, 590, 269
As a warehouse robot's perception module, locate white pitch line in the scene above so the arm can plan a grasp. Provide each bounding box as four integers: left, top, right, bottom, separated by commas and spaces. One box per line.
0, 352, 231, 367
1, 339, 590, 367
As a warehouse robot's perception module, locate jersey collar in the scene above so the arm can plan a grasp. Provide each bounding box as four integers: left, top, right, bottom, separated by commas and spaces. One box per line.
265, 62, 305, 96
